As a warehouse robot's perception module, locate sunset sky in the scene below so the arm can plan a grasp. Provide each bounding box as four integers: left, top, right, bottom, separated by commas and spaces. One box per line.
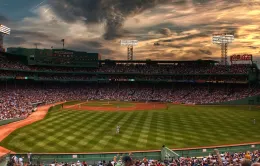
0, 0, 260, 63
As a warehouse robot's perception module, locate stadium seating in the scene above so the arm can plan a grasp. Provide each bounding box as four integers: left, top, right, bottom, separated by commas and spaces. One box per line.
0, 55, 251, 74
0, 83, 260, 120
0, 53, 259, 120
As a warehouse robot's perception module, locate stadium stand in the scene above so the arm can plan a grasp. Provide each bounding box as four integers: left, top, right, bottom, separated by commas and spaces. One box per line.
0, 49, 260, 166
0, 51, 259, 121
1, 83, 260, 120
0, 54, 252, 74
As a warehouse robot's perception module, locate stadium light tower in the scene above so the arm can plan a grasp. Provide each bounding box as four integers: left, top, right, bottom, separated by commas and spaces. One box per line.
120, 40, 138, 60
0, 24, 11, 52
212, 33, 234, 65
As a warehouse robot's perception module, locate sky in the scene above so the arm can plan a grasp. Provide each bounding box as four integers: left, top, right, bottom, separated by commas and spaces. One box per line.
0, 0, 260, 63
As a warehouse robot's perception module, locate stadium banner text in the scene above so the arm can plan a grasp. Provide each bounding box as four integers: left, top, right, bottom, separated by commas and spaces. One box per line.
230, 54, 252, 62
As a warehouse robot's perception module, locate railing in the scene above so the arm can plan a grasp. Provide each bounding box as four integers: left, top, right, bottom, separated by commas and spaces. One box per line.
0, 152, 10, 166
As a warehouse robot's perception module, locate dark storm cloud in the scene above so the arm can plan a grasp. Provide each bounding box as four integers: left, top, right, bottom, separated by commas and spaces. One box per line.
195, 23, 240, 36
143, 22, 188, 34
34, 42, 43, 46
79, 40, 103, 48
253, 36, 260, 39
155, 43, 192, 48
199, 49, 212, 55
248, 46, 259, 49
48, 0, 172, 40
0, 15, 8, 24
157, 28, 172, 36
137, 20, 239, 43
186, 49, 213, 57
11, 30, 51, 39
134, 18, 140, 24
160, 33, 209, 43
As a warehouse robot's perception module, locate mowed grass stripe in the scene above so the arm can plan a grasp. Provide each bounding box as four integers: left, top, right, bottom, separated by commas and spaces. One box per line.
103, 113, 134, 149
66, 112, 118, 151
1, 104, 260, 153
110, 112, 146, 150
111, 112, 137, 149
85, 112, 127, 151
92, 112, 135, 150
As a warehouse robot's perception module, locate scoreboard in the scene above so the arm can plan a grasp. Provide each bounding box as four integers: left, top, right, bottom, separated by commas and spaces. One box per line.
230, 54, 252, 62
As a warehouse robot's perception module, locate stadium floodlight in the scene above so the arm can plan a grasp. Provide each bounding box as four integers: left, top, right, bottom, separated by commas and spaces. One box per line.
0, 24, 11, 51
0, 24, 11, 35
120, 40, 138, 46
212, 33, 234, 65
120, 40, 138, 60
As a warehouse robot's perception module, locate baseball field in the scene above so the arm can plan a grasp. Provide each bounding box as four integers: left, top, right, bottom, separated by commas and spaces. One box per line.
0, 101, 260, 153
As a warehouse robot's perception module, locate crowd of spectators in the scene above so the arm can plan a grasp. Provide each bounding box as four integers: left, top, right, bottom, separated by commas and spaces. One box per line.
0, 89, 29, 120
1, 83, 260, 120
0, 85, 90, 120
0, 55, 252, 75
130, 150, 260, 166
0, 56, 29, 70
0, 72, 249, 83
106, 75, 248, 82
0, 54, 258, 120
9, 149, 260, 166
38, 75, 95, 81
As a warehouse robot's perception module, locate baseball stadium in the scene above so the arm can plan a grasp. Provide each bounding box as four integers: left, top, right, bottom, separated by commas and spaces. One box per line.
0, 46, 259, 165
1, 1, 260, 166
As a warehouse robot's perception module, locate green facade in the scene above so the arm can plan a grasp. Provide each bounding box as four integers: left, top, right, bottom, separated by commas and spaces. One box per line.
6, 47, 99, 67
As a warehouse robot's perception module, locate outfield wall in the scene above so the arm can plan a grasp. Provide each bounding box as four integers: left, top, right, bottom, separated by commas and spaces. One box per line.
0, 117, 26, 126
13, 144, 260, 165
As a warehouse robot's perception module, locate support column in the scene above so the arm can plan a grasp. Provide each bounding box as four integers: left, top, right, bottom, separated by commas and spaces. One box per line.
127, 46, 133, 60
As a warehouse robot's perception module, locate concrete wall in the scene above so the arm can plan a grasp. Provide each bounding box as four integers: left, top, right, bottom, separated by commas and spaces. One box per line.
0, 117, 25, 126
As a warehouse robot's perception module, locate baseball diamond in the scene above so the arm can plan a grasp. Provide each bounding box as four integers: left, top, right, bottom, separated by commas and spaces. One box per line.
0, 101, 260, 153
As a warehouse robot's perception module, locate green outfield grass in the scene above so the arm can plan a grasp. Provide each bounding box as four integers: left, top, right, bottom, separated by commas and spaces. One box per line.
0, 103, 260, 153
82, 101, 134, 107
